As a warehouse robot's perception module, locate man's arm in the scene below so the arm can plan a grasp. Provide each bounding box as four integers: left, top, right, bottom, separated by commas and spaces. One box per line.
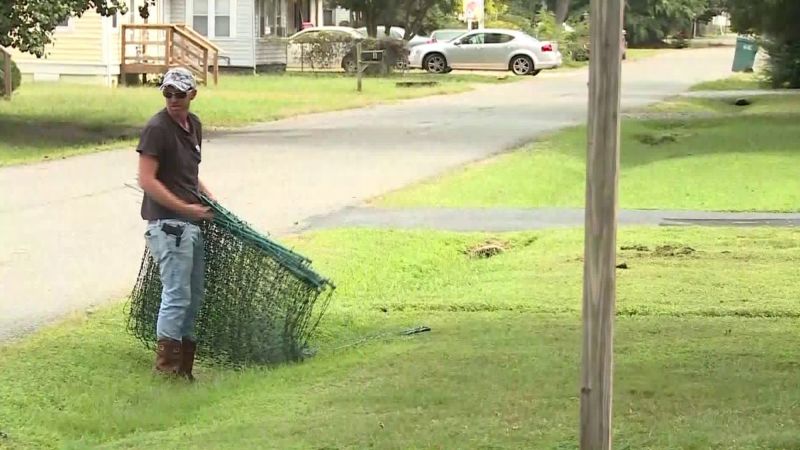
138, 154, 211, 220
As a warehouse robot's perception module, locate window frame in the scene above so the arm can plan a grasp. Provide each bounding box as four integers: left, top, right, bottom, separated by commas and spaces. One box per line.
186, 0, 237, 39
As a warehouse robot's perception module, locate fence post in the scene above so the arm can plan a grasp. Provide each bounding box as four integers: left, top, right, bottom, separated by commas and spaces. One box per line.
356, 41, 362, 92
214, 52, 219, 85
165, 27, 173, 68
203, 48, 209, 85
120, 25, 127, 86
2, 50, 11, 100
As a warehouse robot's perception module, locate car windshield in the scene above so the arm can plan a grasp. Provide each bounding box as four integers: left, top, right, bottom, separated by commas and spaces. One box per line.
434, 30, 466, 41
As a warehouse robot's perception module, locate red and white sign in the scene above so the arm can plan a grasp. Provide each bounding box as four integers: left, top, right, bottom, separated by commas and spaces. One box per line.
463, 0, 484, 23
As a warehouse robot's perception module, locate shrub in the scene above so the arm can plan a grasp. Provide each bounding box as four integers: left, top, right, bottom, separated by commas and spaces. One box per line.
761, 39, 800, 88
290, 31, 356, 71
0, 57, 22, 95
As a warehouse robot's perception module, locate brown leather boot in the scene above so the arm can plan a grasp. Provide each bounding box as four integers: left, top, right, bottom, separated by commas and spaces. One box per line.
180, 338, 197, 381
154, 338, 182, 376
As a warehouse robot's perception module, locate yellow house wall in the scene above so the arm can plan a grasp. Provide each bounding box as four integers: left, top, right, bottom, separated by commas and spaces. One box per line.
1, 2, 184, 85
8, 11, 105, 65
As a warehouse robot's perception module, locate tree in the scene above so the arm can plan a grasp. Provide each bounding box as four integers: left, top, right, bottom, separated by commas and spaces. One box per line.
0, 0, 127, 58
725, 0, 800, 87
399, 0, 458, 39
334, 0, 457, 38
725, 0, 800, 40
553, 0, 570, 24
623, 0, 711, 45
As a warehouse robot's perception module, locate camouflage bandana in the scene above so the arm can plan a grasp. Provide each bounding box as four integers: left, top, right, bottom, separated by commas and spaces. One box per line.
160, 67, 197, 92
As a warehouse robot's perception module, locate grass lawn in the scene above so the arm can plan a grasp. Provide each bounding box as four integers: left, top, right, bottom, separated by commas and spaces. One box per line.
376, 95, 800, 212
625, 48, 663, 61
0, 72, 507, 167
1, 227, 799, 449
690, 72, 767, 91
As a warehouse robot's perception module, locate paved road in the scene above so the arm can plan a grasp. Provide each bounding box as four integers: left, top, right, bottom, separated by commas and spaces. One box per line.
301, 207, 800, 232
0, 47, 735, 341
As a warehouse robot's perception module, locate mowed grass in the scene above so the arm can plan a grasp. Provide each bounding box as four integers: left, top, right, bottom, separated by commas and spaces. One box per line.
376, 95, 800, 212
689, 72, 768, 91
625, 48, 663, 60
1, 227, 800, 449
0, 72, 500, 166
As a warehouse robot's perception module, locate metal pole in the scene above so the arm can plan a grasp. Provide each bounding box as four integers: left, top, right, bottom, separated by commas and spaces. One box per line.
580, 0, 624, 448
356, 41, 362, 92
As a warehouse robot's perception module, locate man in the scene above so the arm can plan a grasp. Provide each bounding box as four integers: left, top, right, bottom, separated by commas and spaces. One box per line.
136, 67, 214, 380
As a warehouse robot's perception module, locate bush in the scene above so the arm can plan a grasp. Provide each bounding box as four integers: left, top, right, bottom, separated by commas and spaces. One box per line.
561, 19, 590, 62
0, 56, 22, 96
761, 39, 800, 88
366, 36, 408, 72
290, 31, 356, 71
534, 9, 561, 42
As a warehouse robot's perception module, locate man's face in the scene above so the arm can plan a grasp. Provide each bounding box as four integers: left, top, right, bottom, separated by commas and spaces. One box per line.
162, 87, 197, 115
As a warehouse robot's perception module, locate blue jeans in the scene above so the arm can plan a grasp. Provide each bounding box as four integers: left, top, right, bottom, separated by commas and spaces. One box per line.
144, 219, 205, 342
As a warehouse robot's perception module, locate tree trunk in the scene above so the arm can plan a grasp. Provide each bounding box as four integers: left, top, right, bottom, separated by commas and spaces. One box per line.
365, 8, 377, 37
555, 0, 570, 24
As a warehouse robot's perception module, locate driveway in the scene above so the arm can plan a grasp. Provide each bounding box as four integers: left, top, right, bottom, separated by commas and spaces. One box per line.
0, 47, 735, 341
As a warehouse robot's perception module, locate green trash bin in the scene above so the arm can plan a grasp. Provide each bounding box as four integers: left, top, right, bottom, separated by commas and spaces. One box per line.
732, 36, 758, 72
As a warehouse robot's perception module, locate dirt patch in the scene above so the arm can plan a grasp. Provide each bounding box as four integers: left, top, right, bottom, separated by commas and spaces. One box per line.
620, 243, 697, 258
465, 239, 510, 259
654, 245, 696, 257
634, 131, 680, 146
621, 245, 650, 252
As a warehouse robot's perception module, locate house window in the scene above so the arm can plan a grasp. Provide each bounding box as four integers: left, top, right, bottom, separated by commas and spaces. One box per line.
56, 16, 70, 27
256, 0, 283, 37
190, 0, 234, 38
215, 0, 231, 37
193, 0, 209, 36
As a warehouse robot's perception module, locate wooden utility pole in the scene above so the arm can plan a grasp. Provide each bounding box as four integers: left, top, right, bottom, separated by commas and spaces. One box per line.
580, 0, 624, 448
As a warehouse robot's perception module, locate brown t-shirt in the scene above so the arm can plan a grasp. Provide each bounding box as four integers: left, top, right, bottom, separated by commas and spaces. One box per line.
136, 108, 204, 221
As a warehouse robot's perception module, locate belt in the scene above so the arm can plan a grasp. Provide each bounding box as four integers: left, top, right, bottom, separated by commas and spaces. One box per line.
147, 218, 200, 226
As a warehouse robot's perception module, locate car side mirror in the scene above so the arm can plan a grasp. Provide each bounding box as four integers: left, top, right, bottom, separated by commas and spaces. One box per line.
454, 41, 462, 46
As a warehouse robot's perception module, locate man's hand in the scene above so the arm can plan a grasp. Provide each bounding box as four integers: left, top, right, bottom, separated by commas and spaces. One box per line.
139, 155, 214, 221
182, 204, 214, 221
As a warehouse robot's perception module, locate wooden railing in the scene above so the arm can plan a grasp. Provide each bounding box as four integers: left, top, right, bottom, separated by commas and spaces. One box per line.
1, 47, 11, 100
120, 24, 221, 85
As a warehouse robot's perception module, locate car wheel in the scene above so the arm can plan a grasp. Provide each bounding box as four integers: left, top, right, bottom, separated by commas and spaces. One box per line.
423, 53, 448, 74
342, 57, 357, 74
510, 55, 533, 76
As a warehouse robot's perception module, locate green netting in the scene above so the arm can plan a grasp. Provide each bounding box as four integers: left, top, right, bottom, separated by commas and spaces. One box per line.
126, 196, 335, 367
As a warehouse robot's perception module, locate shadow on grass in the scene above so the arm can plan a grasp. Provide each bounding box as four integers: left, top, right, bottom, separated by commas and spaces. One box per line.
0, 115, 140, 148
0, 115, 140, 163
2, 309, 800, 449
619, 113, 800, 167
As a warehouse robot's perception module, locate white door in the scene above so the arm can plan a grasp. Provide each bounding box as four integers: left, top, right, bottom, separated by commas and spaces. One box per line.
482, 32, 515, 69
449, 32, 485, 69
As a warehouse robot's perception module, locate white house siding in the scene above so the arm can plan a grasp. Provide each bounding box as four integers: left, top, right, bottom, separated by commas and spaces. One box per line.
323, 6, 350, 26
255, 39, 287, 69
162, 0, 171, 23
169, 0, 185, 22
171, 0, 255, 67
254, 0, 293, 70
